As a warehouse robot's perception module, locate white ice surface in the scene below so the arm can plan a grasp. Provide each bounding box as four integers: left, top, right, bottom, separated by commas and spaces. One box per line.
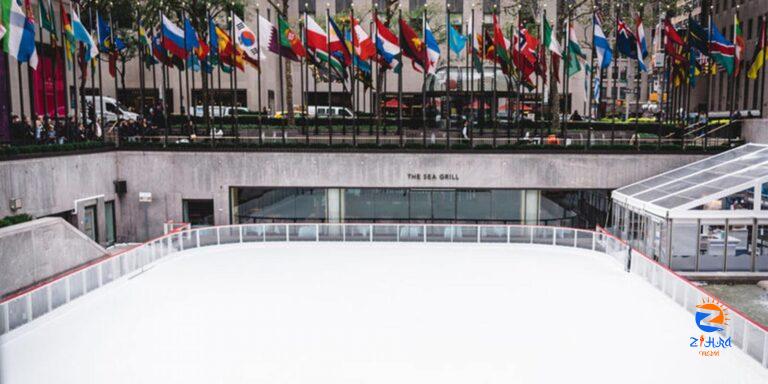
2, 243, 768, 384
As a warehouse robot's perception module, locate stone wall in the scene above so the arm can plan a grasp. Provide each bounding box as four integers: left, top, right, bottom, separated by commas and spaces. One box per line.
0, 218, 108, 298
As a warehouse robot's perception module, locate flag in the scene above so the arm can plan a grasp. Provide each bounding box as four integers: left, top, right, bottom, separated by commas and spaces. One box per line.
2, 0, 11, 52
328, 16, 351, 66
97, 13, 126, 52
351, 16, 375, 61
543, 17, 561, 83
60, 3, 75, 68
664, 18, 684, 57
38, 0, 55, 35
207, 17, 219, 64
616, 18, 637, 59
709, 20, 735, 75
0, 24, 5, 41
183, 18, 200, 52
492, 14, 511, 74
636, 16, 648, 72
276, 16, 305, 60
594, 13, 613, 69
161, 14, 187, 58
152, 33, 184, 69
8, 0, 37, 68
448, 23, 466, 55
215, 25, 244, 71
399, 17, 427, 72
424, 19, 440, 74
374, 14, 401, 72
748, 18, 766, 79
233, 14, 259, 67
306, 14, 345, 79
138, 21, 156, 67
688, 17, 708, 54
567, 22, 584, 77
71, 8, 99, 62
734, 14, 745, 76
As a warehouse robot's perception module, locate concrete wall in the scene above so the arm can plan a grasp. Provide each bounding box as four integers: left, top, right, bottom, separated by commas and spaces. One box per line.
0, 218, 108, 298
743, 119, 768, 144
114, 151, 707, 239
0, 152, 119, 246
1, 150, 707, 242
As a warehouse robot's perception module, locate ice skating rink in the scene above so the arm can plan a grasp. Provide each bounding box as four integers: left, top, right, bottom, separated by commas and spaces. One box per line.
2, 242, 767, 384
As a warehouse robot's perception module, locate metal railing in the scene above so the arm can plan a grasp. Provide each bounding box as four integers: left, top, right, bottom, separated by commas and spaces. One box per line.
1, 223, 766, 368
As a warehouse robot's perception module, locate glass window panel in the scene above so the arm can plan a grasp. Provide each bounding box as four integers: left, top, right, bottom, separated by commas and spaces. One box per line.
491, 190, 523, 222
344, 189, 374, 221
726, 224, 753, 271
432, 190, 456, 221
409, 190, 432, 220
671, 222, 698, 271
655, 195, 695, 209
376, 189, 410, 221
698, 222, 728, 271
756, 223, 768, 271
692, 187, 754, 210
634, 189, 671, 202
457, 190, 492, 221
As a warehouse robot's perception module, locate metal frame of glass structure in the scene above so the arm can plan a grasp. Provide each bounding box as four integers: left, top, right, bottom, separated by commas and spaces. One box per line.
611, 144, 768, 272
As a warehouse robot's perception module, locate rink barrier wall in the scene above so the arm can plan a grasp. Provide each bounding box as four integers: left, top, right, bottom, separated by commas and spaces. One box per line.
1, 223, 766, 369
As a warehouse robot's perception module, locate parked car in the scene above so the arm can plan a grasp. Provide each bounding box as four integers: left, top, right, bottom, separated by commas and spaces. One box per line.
84, 96, 140, 122
306, 106, 355, 119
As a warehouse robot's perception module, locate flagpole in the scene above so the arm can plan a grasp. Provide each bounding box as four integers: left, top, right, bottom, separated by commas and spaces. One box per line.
159, 9, 169, 146
760, 15, 767, 118
230, 7, 239, 142
368, 18, 374, 138
37, 4, 49, 120
446, 1, 451, 147
49, 0, 60, 124
469, 4, 475, 147
351, 5, 357, 146
256, 6, 263, 144
91, 8, 102, 138
587, 4, 596, 122
326, 6, 333, 145
398, 8, 403, 147
303, 9, 309, 145
108, 9, 120, 145
373, 6, 380, 145
511, 15, 518, 141
729, 8, 740, 131
299, 11, 306, 142
202, 12, 211, 140
479, 5, 485, 136
562, 7, 569, 143
137, 10, 145, 118
611, 4, 619, 144
421, 9, 426, 147
704, 10, 712, 149
492, 4, 498, 148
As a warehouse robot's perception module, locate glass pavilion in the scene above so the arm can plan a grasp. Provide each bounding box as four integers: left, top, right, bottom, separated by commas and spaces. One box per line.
611, 144, 768, 272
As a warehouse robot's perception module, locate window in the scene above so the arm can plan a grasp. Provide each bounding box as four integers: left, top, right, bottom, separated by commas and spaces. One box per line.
482, 0, 496, 14
409, 0, 426, 11
748, 18, 754, 39
183, 199, 215, 227
299, 0, 316, 14
335, 0, 352, 12
82, 205, 98, 242
105, 201, 116, 246
694, 187, 754, 210
447, 0, 463, 13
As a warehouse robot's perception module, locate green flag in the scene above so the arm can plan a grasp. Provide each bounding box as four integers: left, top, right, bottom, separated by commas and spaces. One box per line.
567, 23, 584, 77
39, 0, 56, 35
2, 0, 11, 52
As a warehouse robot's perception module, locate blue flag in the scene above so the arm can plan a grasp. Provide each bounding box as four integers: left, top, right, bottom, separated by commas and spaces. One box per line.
593, 14, 612, 69
97, 13, 126, 52
448, 24, 466, 55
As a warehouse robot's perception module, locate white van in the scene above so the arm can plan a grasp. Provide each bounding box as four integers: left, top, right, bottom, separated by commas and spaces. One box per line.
191, 106, 250, 117
307, 106, 354, 119
84, 96, 140, 122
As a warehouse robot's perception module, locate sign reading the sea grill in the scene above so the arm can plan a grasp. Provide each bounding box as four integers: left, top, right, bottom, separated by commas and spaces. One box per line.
407, 173, 460, 181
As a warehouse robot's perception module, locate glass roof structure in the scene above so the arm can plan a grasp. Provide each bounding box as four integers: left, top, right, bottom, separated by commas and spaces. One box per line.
612, 144, 768, 219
